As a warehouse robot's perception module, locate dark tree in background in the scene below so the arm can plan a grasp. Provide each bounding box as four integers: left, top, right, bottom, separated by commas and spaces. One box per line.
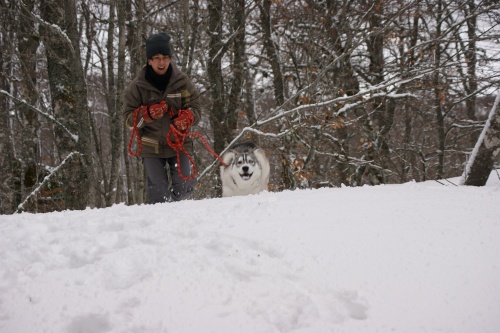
38, 0, 94, 211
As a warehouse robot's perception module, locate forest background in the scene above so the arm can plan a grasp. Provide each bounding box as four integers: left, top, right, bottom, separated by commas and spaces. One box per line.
0, 0, 499, 214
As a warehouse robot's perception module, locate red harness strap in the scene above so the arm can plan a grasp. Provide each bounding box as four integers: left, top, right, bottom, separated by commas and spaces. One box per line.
127, 107, 227, 180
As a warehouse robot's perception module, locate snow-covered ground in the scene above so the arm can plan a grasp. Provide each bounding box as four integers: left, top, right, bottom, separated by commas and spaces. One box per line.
1, 172, 499, 333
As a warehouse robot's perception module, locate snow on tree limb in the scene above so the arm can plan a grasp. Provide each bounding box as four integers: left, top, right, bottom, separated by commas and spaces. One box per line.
198, 67, 434, 180
260, 68, 432, 127
0, 89, 78, 142
460, 91, 500, 185
198, 125, 300, 180
19, 1, 76, 57
15, 152, 83, 214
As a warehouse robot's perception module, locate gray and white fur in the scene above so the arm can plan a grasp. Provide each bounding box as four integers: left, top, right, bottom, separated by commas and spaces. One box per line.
220, 142, 270, 197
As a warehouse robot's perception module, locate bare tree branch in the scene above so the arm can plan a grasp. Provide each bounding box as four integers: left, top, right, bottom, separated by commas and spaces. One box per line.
0, 89, 78, 142
15, 151, 82, 214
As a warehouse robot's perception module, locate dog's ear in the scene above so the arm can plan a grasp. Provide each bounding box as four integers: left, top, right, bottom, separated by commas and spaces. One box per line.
222, 151, 235, 167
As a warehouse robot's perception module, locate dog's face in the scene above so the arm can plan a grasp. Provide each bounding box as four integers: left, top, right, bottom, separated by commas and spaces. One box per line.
232, 151, 261, 181
221, 142, 270, 197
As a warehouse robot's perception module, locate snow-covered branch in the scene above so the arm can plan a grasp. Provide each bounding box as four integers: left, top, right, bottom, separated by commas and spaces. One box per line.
19, 1, 76, 58
0, 89, 78, 142
198, 125, 299, 180
15, 152, 83, 214
264, 68, 433, 127
460, 90, 500, 185
198, 67, 431, 180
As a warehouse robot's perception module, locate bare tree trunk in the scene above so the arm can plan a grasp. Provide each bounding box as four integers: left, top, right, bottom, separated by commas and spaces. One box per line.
124, 0, 146, 205
102, 0, 125, 206
17, 0, 41, 210
464, 0, 478, 148
258, 0, 292, 189
243, 65, 256, 132
461, 92, 500, 186
179, 0, 199, 77
207, 0, 226, 153
115, 0, 127, 204
258, 0, 284, 106
102, 0, 117, 205
353, 0, 389, 186
40, 0, 94, 210
324, 0, 359, 187
0, 2, 16, 214
127, 0, 145, 75
226, 0, 246, 136
432, 0, 446, 180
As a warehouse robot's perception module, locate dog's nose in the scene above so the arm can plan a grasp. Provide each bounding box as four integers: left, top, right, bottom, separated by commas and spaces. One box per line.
242, 166, 249, 173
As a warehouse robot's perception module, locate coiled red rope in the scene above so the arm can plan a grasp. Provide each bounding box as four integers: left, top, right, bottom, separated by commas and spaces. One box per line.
127, 107, 142, 157
127, 107, 227, 181
166, 124, 227, 181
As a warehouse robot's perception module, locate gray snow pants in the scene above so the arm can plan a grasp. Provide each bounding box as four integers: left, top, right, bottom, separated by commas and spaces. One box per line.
143, 154, 196, 204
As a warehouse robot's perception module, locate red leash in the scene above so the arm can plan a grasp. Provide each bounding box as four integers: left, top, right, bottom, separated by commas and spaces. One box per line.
127, 107, 227, 180
127, 107, 142, 157
166, 124, 227, 181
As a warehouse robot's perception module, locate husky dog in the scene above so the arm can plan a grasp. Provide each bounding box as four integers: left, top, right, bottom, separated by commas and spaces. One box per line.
220, 142, 270, 197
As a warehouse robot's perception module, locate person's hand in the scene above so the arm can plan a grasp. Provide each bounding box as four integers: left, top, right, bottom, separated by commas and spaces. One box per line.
141, 100, 169, 123
173, 109, 195, 132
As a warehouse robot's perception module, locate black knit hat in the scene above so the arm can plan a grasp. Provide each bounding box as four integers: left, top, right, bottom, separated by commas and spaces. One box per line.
146, 32, 171, 59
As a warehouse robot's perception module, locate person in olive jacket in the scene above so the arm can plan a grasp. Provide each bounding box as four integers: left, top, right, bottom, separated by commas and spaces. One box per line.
123, 32, 201, 204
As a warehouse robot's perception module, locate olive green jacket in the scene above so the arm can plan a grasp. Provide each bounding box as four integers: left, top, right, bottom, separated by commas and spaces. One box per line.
123, 64, 201, 158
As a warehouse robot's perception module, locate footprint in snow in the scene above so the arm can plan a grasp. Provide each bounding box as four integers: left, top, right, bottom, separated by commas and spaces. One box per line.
101, 247, 154, 290
66, 313, 110, 333
336, 290, 369, 320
